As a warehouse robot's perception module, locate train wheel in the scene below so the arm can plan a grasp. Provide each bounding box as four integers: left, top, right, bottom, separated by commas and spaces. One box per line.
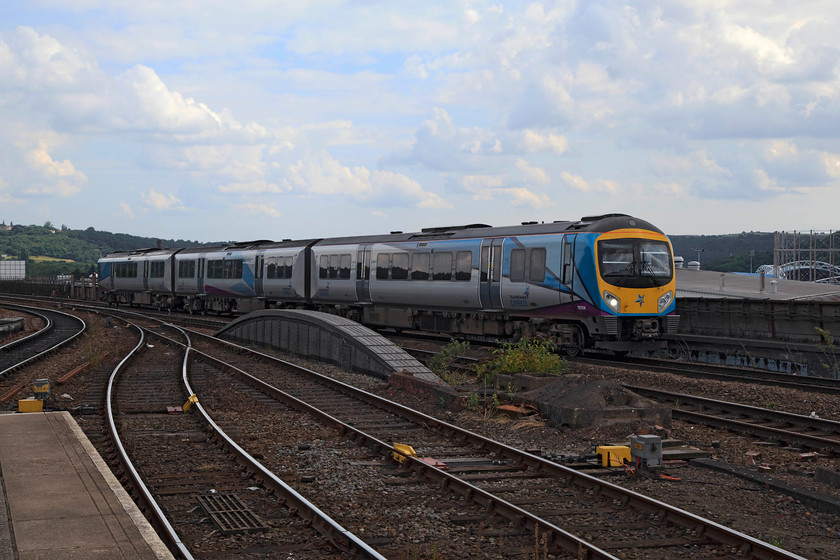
563, 327, 584, 357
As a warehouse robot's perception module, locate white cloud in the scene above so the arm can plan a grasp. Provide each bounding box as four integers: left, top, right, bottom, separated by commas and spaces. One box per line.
515, 159, 550, 185
2, 2, 840, 239
21, 139, 87, 196
561, 172, 620, 194
117, 202, 135, 219
281, 156, 449, 209
518, 130, 569, 155
141, 189, 184, 210
649, 151, 731, 177
823, 154, 840, 179
234, 202, 282, 218
459, 175, 550, 208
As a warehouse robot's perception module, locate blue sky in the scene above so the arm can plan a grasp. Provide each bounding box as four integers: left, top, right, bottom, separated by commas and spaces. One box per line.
1, 1, 839, 242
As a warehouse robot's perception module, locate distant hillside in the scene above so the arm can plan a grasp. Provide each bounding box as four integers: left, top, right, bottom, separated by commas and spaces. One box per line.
0, 222, 214, 277
0, 221, 778, 278
669, 232, 775, 273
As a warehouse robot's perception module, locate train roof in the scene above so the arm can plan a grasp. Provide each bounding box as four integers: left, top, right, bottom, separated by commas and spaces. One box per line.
98, 214, 665, 259
312, 214, 664, 246
99, 247, 181, 259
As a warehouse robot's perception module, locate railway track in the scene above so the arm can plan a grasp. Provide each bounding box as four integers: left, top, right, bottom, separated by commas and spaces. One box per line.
102, 317, 383, 559
404, 343, 840, 455
0, 297, 826, 558
168, 325, 805, 559
578, 354, 840, 394
0, 303, 85, 376
625, 386, 840, 455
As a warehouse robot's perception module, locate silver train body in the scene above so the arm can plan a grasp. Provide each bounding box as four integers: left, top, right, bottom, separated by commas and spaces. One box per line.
98, 214, 680, 353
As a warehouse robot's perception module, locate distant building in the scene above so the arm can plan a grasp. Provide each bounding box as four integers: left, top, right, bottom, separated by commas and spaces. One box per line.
0, 224, 10, 232
0, 260, 25, 280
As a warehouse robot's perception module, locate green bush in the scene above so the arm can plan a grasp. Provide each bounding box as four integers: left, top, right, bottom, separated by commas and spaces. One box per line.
476, 337, 567, 382
427, 339, 470, 384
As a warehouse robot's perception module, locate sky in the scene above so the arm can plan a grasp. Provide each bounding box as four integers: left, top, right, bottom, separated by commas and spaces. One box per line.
1, 1, 839, 243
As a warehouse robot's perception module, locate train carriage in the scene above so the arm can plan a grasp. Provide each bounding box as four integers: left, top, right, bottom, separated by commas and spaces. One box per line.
98, 248, 179, 308
197, 241, 268, 314
257, 240, 313, 304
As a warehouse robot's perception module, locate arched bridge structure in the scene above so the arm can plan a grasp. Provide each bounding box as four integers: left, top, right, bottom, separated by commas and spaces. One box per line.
756, 261, 840, 284
215, 309, 442, 384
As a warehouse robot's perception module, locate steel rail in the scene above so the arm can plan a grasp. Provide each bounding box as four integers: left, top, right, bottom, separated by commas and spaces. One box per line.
578, 355, 840, 394
0, 305, 52, 353
187, 346, 618, 560
105, 322, 195, 560
182, 331, 807, 560
132, 321, 385, 560
0, 304, 85, 377
626, 385, 840, 454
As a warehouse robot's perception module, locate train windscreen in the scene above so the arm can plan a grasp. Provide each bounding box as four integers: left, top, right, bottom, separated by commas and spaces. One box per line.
598, 239, 673, 288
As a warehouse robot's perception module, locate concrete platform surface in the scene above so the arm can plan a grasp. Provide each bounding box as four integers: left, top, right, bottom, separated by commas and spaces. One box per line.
0, 412, 174, 560
676, 268, 840, 301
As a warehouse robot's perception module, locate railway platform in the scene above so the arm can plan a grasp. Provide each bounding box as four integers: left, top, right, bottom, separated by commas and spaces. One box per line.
0, 411, 173, 560
672, 269, 840, 376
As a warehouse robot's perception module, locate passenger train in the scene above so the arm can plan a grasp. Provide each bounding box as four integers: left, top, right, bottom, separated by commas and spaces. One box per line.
97, 214, 679, 354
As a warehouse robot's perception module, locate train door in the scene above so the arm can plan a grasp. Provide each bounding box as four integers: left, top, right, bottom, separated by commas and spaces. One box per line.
197, 258, 205, 294
561, 235, 576, 294
142, 260, 149, 291
479, 238, 504, 310
355, 245, 372, 303
254, 254, 265, 297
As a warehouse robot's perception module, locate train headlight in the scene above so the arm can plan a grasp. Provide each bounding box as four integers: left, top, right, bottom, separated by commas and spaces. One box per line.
658, 291, 673, 312
603, 291, 620, 313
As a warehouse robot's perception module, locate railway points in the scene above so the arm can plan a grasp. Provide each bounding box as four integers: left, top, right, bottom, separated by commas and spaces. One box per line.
0, 411, 173, 559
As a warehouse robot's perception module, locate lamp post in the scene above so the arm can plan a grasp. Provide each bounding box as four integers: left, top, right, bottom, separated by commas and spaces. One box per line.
691, 247, 704, 263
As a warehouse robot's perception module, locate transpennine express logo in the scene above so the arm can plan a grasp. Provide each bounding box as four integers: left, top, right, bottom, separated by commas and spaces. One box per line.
635, 294, 645, 307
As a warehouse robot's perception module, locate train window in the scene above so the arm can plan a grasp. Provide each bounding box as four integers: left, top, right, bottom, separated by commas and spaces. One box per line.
178, 260, 196, 279
492, 246, 502, 282
562, 237, 574, 286
410, 253, 430, 280
266, 258, 278, 279
319, 255, 329, 279
510, 249, 525, 282
376, 253, 390, 280
529, 248, 546, 282
223, 259, 243, 279
116, 262, 138, 278
392, 253, 408, 280
456, 251, 472, 281
433, 252, 452, 281
339, 254, 351, 279
480, 247, 489, 282
150, 261, 165, 278
329, 254, 339, 279
207, 260, 222, 279
283, 257, 293, 278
